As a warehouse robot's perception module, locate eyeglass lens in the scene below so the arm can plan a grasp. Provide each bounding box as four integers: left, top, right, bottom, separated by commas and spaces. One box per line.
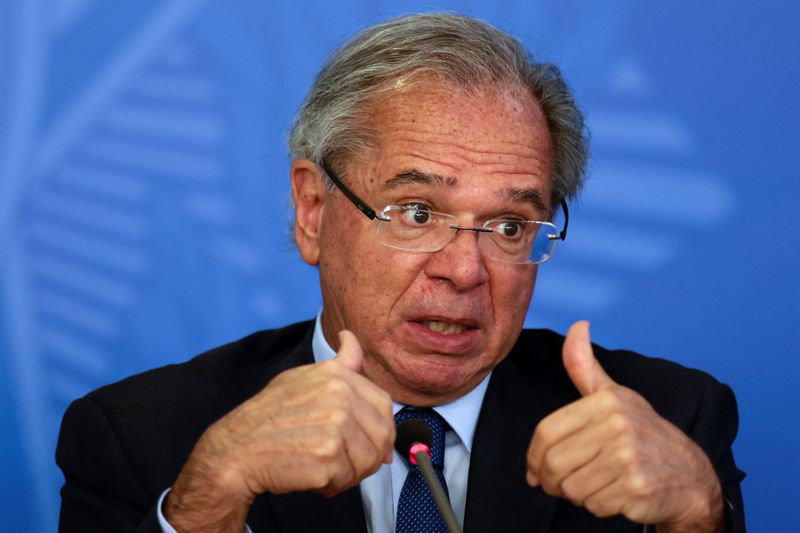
376, 206, 558, 264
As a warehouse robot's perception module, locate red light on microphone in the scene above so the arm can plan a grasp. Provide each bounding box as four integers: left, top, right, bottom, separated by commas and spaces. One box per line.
408, 442, 430, 464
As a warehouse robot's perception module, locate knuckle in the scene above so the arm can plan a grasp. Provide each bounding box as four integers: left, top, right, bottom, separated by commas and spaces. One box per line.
585, 496, 615, 518
596, 389, 622, 411
377, 423, 394, 447
323, 378, 351, 399
607, 412, 633, 434
368, 447, 384, 472
320, 463, 353, 496
369, 442, 383, 464
559, 477, 581, 503
624, 473, 651, 498
321, 358, 343, 373
327, 408, 349, 429
542, 449, 566, 477
307, 469, 331, 491
314, 434, 343, 462
539, 477, 561, 497
533, 422, 554, 445
614, 442, 637, 468
380, 396, 394, 420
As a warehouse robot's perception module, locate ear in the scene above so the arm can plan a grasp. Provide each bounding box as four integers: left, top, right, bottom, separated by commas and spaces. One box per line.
291, 159, 328, 265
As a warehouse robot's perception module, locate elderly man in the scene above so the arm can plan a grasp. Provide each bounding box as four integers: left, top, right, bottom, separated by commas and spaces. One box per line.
57, 13, 744, 533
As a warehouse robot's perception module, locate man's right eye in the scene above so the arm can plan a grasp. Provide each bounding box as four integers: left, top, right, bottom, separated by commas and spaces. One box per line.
401, 205, 433, 226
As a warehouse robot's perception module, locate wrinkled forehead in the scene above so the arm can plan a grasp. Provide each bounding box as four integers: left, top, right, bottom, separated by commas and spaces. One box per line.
376, 78, 547, 138
352, 80, 554, 210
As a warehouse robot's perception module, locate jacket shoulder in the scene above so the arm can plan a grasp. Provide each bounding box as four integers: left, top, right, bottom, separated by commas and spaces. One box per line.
87, 320, 314, 411
57, 320, 315, 510
510, 328, 733, 426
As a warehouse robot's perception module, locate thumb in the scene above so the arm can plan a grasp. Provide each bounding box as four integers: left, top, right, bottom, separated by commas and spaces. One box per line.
335, 330, 364, 373
562, 321, 614, 396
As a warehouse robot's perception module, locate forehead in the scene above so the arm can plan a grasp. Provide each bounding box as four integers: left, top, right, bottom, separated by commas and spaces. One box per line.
363, 81, 554, 207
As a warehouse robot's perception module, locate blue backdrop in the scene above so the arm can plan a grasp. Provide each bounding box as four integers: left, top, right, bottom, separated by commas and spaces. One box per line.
1, 1, 797, 531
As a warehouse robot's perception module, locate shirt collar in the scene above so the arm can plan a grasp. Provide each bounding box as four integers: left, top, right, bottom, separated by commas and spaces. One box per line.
312, 311, 337, 363
311, 311, 489, 453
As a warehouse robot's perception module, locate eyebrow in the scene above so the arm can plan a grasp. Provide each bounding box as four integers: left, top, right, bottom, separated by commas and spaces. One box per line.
384, 170, 457, 189
502, 187, 549, 214
384, 170, 549, 214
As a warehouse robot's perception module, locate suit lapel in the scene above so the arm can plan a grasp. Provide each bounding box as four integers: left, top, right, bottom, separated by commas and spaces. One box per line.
464, 331, 578, 533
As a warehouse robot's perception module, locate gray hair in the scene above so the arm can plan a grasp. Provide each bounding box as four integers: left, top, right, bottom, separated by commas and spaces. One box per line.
288, 12, 588, 205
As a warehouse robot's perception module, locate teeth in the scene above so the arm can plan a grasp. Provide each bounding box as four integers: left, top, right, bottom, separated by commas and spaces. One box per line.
424, 321, 467, 335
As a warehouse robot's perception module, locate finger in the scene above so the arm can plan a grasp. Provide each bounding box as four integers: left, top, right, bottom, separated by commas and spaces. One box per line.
327, 350, 396, 465
270, 386, 385, 496
253, 416, 357, 497
581, 474, 632, 519
336, 330, 364, 373
536, 413, 634, 500
318, 427, 359, 497
559, 426, 658, 521
341, 379, 396, 466
338, 416, 386, 491
558, 447, 627, 509
534, 426, 605, 497
562, 321, 615, 396
324, 334, 396, 465
527, 395, 606, 480
313, 371, 395, 470
305, 396, 378, 496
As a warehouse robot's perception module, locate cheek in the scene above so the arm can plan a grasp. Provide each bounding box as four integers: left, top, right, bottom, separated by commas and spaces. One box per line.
492, 265, 538, 323
318, 213, 425, 317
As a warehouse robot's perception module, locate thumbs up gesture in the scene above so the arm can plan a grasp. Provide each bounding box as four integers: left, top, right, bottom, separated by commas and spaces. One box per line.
165, 330, 395, 531
526, 322, 725, 531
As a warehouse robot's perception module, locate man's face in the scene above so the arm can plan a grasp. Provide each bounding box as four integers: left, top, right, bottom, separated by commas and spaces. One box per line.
294, 81, 553, 405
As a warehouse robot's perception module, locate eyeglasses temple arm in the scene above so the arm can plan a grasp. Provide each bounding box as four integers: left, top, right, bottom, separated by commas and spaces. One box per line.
559, 199, 569, 241
320, 160, 379, 220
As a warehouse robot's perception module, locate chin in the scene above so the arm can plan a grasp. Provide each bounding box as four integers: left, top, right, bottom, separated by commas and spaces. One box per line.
364, 343, 492, 402
391, 357, 483, 403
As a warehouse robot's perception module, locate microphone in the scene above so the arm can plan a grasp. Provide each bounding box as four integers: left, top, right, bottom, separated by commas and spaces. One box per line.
395, 418, 463, 533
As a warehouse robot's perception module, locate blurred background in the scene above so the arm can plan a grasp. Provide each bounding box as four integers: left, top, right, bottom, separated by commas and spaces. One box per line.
1, 1, 797, 531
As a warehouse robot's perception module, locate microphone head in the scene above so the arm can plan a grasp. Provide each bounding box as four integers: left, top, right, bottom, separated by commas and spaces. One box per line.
395, 417, 433, 458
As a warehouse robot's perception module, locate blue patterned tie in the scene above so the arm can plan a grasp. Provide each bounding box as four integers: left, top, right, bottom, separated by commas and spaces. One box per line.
395, 407, 451, 533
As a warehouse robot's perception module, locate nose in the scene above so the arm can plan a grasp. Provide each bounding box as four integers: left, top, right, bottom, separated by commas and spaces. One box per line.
423, 228, 490, 290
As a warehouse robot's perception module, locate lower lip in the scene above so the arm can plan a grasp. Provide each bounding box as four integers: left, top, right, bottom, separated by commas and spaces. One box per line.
398, 321, 480, 354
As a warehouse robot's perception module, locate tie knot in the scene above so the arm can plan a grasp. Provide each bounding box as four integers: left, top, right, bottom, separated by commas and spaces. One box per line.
395, 407, 449, 466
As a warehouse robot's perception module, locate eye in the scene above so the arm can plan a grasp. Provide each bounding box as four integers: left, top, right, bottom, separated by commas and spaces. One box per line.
399, 204, 434, 226
496, 221, 524, 238
411, 210, 430, 224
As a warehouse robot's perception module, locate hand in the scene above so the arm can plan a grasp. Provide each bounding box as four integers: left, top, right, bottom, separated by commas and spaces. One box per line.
164, 330, 395, 532
526, 322, 725, 532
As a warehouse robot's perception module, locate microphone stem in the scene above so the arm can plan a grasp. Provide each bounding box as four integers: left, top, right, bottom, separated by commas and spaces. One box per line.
413, 450, 463, 533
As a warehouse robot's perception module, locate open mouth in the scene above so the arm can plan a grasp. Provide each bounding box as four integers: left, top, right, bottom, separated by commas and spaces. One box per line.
422, 320, 469, 335
401, 317, 481, 353
411, 315, 480, 337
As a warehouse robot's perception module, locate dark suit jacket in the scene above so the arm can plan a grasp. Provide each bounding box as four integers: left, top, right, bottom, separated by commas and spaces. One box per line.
57, 321, 745, 532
